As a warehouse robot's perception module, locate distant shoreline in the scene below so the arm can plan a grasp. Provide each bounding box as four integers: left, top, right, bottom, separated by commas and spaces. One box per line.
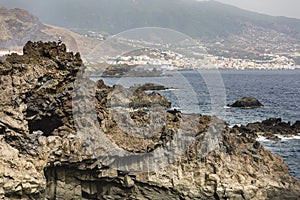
88, 68, 300, 79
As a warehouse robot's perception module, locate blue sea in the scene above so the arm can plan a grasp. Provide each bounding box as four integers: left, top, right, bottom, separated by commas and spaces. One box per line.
94, 69, 300, 179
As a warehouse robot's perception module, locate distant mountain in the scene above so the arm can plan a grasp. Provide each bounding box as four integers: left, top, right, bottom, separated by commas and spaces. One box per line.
2, 0, 300, 38
0, 7, 46, 49
0, 7, 97, 58
1, 0, 300, 60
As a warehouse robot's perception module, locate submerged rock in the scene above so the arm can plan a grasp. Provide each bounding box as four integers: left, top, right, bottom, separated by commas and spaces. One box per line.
228, 96, 264, 108
0, 41, 299, 200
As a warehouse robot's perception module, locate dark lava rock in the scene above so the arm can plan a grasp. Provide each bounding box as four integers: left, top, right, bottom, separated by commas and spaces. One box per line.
1, 41, 300, 200
233, 118, 300, 141
132, 83, 167, 92
292, 120, 300, 130
228, 97, 264, 108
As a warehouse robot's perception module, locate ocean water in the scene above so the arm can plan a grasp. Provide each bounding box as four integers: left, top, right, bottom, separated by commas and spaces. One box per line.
258, 135, 300, 180
94, 69, 300, 179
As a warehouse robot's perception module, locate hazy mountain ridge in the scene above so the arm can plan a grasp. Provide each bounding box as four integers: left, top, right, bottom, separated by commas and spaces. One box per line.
0, 7, 46, 49
1, 0, 300, 60
0, 7, 98, 59
2, 0, 300, 38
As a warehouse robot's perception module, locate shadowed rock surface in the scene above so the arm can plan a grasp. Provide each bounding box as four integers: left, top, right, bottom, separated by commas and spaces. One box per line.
228, 97, 264, 108
0, 41, 299, 200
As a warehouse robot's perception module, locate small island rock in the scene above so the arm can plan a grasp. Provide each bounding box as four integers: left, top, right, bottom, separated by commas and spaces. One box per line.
228, 97, 264, 108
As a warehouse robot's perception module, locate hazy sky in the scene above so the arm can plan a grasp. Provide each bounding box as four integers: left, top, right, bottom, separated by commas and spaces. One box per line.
1, 0, 299, 19
214, 0, 300, 19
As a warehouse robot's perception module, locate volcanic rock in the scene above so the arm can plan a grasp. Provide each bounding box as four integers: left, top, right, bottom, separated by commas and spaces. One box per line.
132, 83, 167, 92
228, 97, 264, 108
233, 118, 300, 141
0, 41, 299, 200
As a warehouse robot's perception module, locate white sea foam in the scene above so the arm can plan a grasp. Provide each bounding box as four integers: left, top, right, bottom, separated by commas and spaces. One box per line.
228, 124, 242, 128
257, 134, 300, 142
257, 136, 268, 142
275, 134, 300, 140
170, 107, 181, 111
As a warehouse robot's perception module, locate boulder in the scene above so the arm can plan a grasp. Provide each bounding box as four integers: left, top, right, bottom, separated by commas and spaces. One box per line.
228, 97, 264, 108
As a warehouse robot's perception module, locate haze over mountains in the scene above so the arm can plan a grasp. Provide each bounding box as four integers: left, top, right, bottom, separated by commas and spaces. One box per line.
0, 7, 97, 57
1, 0, 300, 60
2, 0, 300, 38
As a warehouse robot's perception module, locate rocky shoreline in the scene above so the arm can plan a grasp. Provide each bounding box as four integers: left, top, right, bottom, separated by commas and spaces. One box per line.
0, 41, 299, 199
87, 63, 164, 78
232, 118, 300, 141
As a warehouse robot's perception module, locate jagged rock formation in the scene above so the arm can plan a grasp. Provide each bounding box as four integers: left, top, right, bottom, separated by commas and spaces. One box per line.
233, 118, 300, 141
228, 97, 264, 108
0, 41, 299, 200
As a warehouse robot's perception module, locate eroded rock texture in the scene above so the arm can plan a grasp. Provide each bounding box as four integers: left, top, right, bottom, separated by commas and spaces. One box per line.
0, 41, 299, 200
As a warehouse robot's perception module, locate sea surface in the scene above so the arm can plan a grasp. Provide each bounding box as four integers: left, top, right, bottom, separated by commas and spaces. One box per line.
93, 69, 300, 179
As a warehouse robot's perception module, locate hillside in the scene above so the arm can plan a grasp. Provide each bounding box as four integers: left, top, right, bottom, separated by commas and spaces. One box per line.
2, 0, 300, 38
0, 7, 46, 49
0, 7, 98, 58
1, 0, 300, 60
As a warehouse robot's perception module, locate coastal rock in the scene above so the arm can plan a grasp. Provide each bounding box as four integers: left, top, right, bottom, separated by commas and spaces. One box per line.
90, 64, 163, 78
132, 83, 167, 92
105, 84, 171, 109
228, 97, 264, 108
0, 41, 299, 200
292, 120, 300, 130
233, 118, 300, 141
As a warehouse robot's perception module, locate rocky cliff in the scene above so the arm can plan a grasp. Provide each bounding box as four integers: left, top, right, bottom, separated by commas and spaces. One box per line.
0, 41, 299, 200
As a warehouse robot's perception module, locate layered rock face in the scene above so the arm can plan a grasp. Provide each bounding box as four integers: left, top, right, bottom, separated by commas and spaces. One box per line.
0, 41, 299, 200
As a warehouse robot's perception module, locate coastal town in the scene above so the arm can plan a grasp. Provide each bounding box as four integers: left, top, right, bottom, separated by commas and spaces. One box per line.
1, 38, 298, 70
84, 35, 300, 70
104, 47, 298, 70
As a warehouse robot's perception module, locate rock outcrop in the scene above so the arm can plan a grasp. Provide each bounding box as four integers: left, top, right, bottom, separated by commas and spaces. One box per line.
105, 84, 171, 109
132, 83, 167, 92
0, 41, 299, 200
233, 118, 300, 141
228, 97, 264, 108
88, 63, 164, 78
